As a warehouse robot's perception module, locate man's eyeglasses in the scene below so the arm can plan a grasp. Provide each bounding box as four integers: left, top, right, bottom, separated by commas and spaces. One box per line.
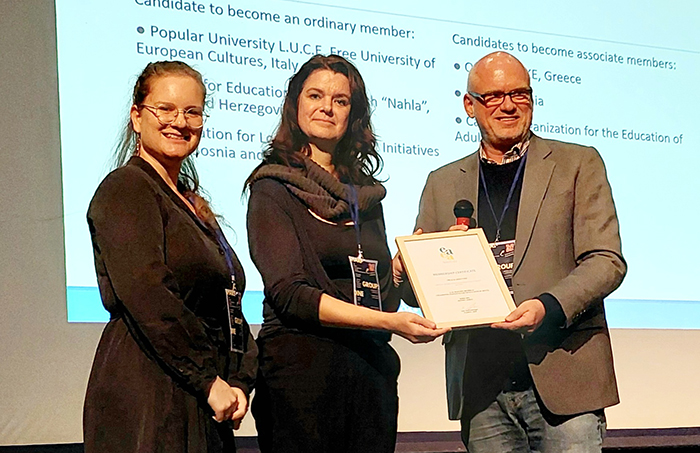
140, 103, 208, 129
468, 88, 533, 107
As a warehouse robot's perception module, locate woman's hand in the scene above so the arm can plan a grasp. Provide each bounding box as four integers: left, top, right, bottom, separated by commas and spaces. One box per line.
391, 253, 406, 288
392, 228, 424, 287
318, 291, 449, 342
230, 386, 249, 429
207, 376, 248, 425
385, 311, 450, 343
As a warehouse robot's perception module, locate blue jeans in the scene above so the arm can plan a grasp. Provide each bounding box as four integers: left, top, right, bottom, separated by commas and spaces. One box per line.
460, 388, 606, 453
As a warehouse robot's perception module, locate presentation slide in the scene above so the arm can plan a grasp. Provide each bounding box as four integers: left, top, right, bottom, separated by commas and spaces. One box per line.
56, 0, 700, 327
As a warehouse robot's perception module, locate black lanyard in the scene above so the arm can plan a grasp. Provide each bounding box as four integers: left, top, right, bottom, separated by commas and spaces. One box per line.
479, 155, 527, 242
347, 184, 363, 258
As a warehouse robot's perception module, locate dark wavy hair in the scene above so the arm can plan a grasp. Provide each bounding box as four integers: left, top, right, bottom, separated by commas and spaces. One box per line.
113, 61, 217, 222
246, 54, 382, 187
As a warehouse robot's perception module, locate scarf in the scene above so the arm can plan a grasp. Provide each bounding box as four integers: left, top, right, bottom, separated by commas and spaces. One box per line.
249, 157, 386, 222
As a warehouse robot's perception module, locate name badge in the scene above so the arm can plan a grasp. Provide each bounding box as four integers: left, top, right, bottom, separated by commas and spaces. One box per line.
490, 239, 515, 294
349, 256, 382, 311
225, 281, 244, 353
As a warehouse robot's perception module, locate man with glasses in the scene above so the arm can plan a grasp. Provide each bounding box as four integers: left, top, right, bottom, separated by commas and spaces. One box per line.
413, 52, 626, 452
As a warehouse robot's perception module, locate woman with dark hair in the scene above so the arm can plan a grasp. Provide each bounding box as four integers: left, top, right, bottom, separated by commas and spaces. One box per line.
246, 54, 447, 453
83, 61, 257, 453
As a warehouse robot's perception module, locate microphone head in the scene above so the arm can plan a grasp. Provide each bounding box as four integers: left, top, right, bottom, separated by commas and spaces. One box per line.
453, 199, 474, 219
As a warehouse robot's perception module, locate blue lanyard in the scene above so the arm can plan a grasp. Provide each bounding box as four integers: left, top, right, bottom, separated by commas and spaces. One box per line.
347, 184, 363, 258
479, 155, 527, 242
184, 193, 237, 287
211, 225, 238, 289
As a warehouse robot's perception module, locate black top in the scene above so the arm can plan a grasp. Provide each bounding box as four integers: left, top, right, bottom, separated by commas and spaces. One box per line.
83, 156, 257, 453
247, 178, 399, 343
478, 158, 524, 243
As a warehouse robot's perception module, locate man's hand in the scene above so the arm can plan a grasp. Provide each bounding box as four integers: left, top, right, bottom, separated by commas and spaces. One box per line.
491, 299, 546, 334
447, 224, 469, 232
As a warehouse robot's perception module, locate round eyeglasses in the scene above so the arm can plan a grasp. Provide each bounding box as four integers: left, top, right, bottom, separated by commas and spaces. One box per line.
140, 103, 208, 129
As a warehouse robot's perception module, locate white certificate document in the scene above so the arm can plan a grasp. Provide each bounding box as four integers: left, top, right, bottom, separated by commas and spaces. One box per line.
396, 229, 516, 328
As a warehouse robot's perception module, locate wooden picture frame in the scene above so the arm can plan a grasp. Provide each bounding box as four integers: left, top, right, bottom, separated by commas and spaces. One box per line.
396, 229, 517, 329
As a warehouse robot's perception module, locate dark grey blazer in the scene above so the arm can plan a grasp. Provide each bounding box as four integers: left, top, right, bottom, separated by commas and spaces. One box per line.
415, 134, 626, 419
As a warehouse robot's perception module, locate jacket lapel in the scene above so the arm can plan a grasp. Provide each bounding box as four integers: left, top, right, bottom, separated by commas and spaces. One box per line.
514, 135, 555, 273
441, 152, 479, 345
457, 152, 480, 221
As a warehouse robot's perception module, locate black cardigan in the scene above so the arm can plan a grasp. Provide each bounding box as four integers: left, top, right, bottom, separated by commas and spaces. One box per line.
246, 177, 400, 343
87, 157, 257, 396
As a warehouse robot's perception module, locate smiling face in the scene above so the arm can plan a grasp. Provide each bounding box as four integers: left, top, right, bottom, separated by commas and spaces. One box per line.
464, 53, 533, 154
131, 74, 205, 169
297, 69, 352, 153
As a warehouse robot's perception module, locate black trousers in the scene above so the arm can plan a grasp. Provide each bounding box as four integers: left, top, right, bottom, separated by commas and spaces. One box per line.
252, 331, 400, 453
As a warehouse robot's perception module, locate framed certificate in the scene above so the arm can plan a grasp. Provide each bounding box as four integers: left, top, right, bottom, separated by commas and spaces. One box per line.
396, 229, 517, 329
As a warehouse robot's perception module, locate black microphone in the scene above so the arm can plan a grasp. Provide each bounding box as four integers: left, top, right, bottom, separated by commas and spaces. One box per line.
453, 199, 475, 227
